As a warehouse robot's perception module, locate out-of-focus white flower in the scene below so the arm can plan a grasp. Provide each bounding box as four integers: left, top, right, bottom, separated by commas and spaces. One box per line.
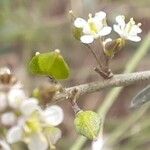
6, 104, 63, 150
7, 126, 23, 144
20, 98, 39, 116
41, 105, 64, 126
27, 132, 48, 150
0, 139, 11, 150
113, 15, 142, 42
74, 11, 112, 44
8, 89, 26, 109
92, 137, 104, 150
1, 112, 17, 126
0, 92, 7, 112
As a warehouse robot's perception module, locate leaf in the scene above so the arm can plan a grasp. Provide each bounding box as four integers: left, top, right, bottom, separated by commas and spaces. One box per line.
74, 110, 101, 140
130, 85, 150, 109
28, 50, 70, 79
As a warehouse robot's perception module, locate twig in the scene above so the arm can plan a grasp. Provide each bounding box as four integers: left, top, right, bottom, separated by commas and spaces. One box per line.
53, 71, 150, 103
70, 32, 150, 150
84, 44, 103, 68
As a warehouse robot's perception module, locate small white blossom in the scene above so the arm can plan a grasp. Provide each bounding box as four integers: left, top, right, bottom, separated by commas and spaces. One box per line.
113, 15, 142, 42
1, 112, 17, 126
74, 11, 112, 44
6, 104, 63, 150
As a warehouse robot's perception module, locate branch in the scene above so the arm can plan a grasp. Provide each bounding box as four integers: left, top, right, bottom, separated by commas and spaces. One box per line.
70, 32, 150, 150
53, 71, 150, 103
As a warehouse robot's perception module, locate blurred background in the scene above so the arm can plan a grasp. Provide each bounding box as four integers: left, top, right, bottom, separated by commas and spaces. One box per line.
0, 0, 150, 149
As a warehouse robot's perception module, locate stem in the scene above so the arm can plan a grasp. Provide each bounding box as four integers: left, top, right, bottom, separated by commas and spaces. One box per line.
53, 71, 150, 103
84, 44, 103, 69
68, 88, 81, 114
70, 32, 150, 150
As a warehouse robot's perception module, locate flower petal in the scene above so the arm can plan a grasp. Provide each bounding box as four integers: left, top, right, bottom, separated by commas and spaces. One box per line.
7, 126, 23, 144
127, 35, 141, 42
44, 127, 62, 145
42, 105, 64, 126
27, 133, 48, 150
20, 98, 39, 116
130, 25, 142, 35
83, 24, 91, 34
95, 11, 106, 20
74, 18, 87, 28
8, 89, 26, 109
1, 112, 17, 126
113, 24, 123, 35
80, 35, 94, 44
116, 15, 125, 29
99, 26, 112, 36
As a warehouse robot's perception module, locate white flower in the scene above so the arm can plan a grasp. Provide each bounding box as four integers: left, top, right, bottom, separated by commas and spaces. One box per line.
74, 11, 112, 44
113, 15, 142, 42
8, 88, 26, 109
20, 98, 39, 116
6, 104, 63, 150
92, 137, 104, 150
7, 126, 23, 144
1, 112, 17, 126
41, 105, 64, 126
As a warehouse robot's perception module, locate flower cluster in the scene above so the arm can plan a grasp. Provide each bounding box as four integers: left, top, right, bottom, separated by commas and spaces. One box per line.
73, 11, 142, 44
0, 68, 64, 150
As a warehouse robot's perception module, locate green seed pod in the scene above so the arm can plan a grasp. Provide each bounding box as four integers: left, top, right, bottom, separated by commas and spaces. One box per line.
104, 38, 125, 57
74, 110, 101, 140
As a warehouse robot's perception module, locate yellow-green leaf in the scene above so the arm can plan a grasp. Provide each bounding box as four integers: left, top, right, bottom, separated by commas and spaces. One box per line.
29, 50, 70, 79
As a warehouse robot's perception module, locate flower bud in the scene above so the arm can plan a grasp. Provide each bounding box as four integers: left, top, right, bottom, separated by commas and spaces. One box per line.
104, 38, 125, 57
74, 110, 101, 140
